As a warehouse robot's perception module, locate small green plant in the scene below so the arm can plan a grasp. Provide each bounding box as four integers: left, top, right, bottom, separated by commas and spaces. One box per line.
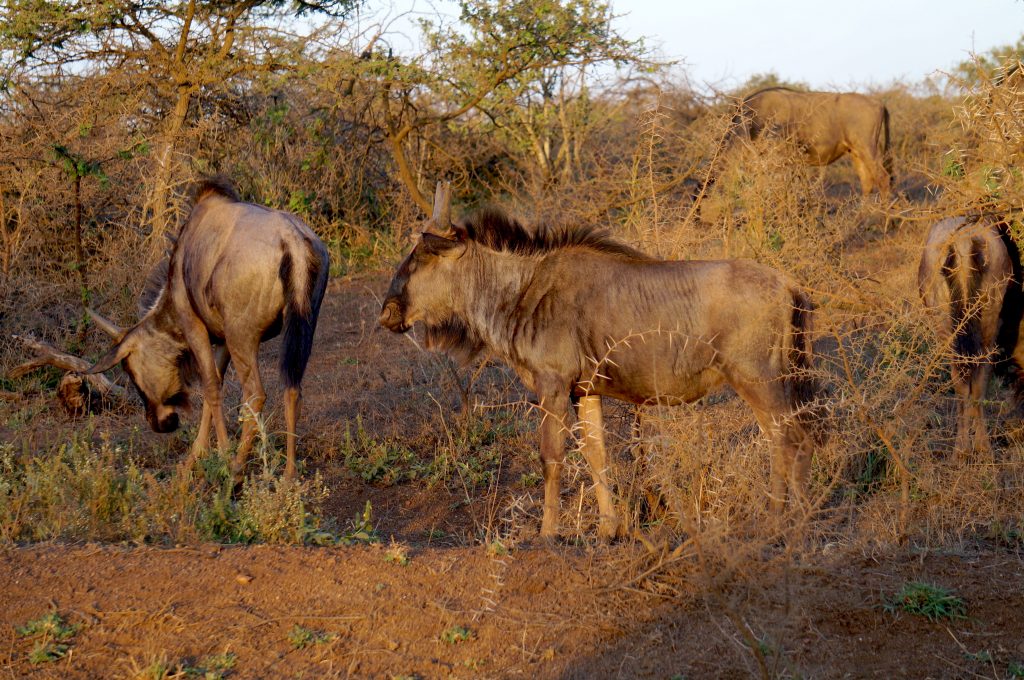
486, 540, 507, 557
183, 651, 237, 678
1008, 660, 1024, 678
341, 418, 421, 486
288, 624, 337, 649
339, 500, 381, 545
963, 649, 992, 664
884, 581, 967, 622
28, 641, 70, 664
440, 625, 474, 644
17, 611, 81, 664
384, 540, 410, 566
17, 611, 81, 640
136, 657, 175, 679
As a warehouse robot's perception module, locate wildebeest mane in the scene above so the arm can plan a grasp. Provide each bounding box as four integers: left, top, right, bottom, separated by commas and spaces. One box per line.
138, 257, 169, 317
192, 175, 240, 204
455, 207, 654, 261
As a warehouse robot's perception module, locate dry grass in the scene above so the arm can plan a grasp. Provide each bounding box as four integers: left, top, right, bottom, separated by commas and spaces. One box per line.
4, 59, 1024, 678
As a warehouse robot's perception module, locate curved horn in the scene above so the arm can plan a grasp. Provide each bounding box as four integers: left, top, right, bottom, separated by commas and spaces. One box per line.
426, 180, 452, 234
83, 338, 131, 374
87, 308, 125, 340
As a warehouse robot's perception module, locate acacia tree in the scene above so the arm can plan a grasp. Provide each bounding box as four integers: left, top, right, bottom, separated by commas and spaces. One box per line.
0, 0, 360, 252
349, 0, 653, 213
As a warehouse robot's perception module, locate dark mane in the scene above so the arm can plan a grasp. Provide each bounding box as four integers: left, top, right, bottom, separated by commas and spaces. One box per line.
455, 207, 654, 261
138, 257, 169, 317
192, 175, 240, 204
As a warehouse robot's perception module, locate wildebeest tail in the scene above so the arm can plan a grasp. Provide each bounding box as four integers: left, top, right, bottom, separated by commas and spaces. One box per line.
995, 223, 1024, 391
881, 105, 893, 180
279, 239, 329, 389
788, 288, 816, 409
942, 239, 985, 383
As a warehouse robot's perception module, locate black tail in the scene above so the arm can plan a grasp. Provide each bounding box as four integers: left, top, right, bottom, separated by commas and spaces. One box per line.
279, 242, 329, 389
881, 106, 893, 184
995, 223, 1024, 389
788, 289, 816, 408
942, 240, 985, 383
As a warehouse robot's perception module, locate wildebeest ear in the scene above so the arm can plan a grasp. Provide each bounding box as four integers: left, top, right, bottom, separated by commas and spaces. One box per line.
87, 308, 125, 341
83, 336, 133, 374
421, 233, 466, 258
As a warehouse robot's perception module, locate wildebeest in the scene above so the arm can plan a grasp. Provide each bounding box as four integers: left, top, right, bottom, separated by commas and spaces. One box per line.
86, 177, 329, 481
731, 88, 891, 199
380, 182, 816, 540
918, 215, 1023, 456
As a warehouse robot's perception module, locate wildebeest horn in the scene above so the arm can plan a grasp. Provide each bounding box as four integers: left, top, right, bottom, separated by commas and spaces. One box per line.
427, 180, 452, 234
83, 339, 131, 375
87, 308, 125, 340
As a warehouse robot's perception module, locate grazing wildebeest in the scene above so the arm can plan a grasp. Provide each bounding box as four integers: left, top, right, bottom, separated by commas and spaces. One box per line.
732, 88, 891, 199
380, 183, 816, 540
86, 177, 329, 481
919, 215, 1023, 456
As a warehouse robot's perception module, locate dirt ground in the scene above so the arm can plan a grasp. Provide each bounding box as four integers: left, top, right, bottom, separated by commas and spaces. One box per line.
3, 255, 1024, 678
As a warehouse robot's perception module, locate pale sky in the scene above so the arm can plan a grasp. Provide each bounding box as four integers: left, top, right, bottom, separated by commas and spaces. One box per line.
372, 0, 1024, 90
617, 0, 1024, 89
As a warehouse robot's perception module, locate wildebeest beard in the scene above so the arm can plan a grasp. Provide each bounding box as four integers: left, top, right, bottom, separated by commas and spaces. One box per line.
424, 315, 485, 366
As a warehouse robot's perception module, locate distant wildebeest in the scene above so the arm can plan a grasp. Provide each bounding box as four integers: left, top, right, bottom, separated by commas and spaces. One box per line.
380, 182, 816, 540
86, 177, 329, 482
919, 215, 1023, 456
731, 87, 891, 199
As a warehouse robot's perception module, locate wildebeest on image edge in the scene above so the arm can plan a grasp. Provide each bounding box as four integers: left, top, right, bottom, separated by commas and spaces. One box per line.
919, 214, 1024, 457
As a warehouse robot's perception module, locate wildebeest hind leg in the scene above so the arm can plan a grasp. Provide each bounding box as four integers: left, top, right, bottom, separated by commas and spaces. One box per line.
850, 152, 873, 196
967, 365, 993, 457
577, 395, 620, 541
952, 373, 973, 457
283, 386, 300, 480
730, 378, 793, 513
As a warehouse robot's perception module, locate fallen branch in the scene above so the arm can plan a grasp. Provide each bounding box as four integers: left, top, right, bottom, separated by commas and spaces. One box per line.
9, 333, 126, 414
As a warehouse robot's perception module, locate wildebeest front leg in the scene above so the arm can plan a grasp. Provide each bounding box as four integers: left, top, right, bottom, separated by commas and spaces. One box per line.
183, 347, 230, 473
577, 394, 620, 541
538, 389, 570, 541
179, 317, 230, 455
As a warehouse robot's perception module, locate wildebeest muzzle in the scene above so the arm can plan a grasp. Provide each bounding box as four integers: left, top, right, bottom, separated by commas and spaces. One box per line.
148, 409, 180, 434
379, 299, 410, 333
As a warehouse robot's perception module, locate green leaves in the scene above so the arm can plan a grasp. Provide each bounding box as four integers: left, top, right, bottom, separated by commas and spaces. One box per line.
51, 144, 107, 184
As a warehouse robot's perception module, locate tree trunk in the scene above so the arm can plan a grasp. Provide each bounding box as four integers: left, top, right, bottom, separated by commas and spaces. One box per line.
73, 173, 87, 304
147, 88, 192, 257
386, 130, 430, 215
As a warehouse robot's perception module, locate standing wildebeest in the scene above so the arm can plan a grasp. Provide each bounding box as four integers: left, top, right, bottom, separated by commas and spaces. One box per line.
380, 183, 816, 540
732, 88, 891, 199
919, 215, 1023, 456
86, 177, 329, 481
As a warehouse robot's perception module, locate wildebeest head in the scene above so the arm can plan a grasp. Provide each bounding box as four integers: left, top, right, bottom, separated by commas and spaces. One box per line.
84, 309, 192, 433
380, 181, 467, 333
380, 182, 486, 364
